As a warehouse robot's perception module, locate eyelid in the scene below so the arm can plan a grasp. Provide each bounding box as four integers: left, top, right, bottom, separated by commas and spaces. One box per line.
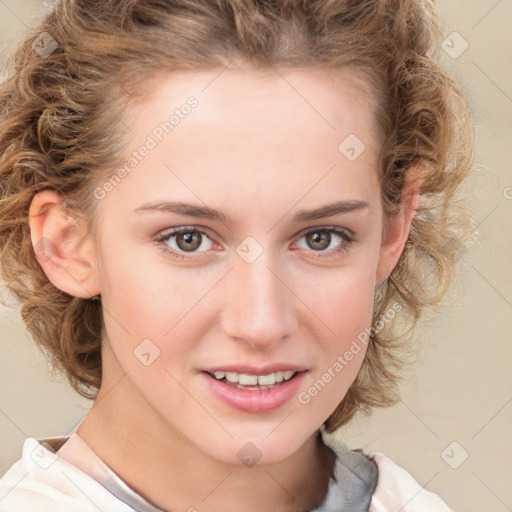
294, 224, 355, 240
157, 225, 213, 238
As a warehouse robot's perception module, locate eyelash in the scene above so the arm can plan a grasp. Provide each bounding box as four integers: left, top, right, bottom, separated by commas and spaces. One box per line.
154, 226, 355, 261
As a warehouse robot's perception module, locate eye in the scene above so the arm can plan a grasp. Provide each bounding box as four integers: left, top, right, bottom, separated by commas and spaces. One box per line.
155, 227, 214, 260
293, 227, 354, 259
154, 225, 355, 261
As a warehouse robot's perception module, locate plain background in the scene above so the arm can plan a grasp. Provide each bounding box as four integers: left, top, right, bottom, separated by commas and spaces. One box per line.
0, 1, 510, 511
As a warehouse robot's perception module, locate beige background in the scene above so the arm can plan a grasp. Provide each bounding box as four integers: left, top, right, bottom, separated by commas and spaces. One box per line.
0, 1, 510, 511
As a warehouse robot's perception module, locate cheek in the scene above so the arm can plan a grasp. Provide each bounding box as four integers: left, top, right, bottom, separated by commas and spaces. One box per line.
323, 285, 373, 375
97, 246, 217, 366
304, 261, 377, 342
298, 258, 377, 399
97, 258, 201, 409
326, 277, 374, 333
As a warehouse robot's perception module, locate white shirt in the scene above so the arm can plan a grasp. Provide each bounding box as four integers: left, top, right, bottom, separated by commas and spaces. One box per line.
0, 427, 453, 511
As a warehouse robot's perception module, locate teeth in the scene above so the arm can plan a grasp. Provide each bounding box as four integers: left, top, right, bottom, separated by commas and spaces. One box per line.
257, 373, 276, 385
238, 374, 258, 385
225, 372, 238, 383
211, 370, 298, 385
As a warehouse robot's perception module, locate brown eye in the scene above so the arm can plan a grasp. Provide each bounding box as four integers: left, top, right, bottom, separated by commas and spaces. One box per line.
174, 230, 203, 252
294, 227, 354, 260
156, 227, 214, 259
305, 231, 332, 251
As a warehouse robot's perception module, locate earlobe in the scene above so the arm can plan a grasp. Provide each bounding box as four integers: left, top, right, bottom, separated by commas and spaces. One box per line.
375, 165, 425, 284
28, 189, 100, 298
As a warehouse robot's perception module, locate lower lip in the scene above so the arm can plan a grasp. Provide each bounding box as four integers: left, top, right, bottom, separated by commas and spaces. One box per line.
201, 371, 307, 413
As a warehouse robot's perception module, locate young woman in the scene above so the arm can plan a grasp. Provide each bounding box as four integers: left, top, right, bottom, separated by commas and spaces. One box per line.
0, 1, 474, 510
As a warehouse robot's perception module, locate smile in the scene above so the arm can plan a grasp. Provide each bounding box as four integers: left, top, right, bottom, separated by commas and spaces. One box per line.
201, 368, 308, 413
209, 370, 298, 389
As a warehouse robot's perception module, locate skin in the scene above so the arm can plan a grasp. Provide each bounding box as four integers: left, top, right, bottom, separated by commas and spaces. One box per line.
29, 64, 422, 512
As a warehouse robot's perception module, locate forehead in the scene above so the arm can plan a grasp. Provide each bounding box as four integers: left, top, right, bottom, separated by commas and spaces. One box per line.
101, 65, 383, 219
124, 64, 379, 146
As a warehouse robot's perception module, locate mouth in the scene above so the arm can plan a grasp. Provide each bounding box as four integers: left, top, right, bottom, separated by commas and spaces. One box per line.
201, 366, 308, 413
205, 369, 302, 391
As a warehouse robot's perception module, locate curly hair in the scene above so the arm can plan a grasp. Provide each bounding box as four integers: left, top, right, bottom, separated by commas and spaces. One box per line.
0, 0, 475, 432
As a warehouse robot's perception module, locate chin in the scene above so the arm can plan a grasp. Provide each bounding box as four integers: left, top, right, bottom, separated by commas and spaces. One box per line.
193, 422, 316, 467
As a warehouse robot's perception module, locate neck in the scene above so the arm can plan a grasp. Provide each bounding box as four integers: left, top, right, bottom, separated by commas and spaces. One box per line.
76, 352, 335, 512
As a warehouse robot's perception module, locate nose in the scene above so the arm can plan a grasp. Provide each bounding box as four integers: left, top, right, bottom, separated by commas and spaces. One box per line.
220, 251, 298, 350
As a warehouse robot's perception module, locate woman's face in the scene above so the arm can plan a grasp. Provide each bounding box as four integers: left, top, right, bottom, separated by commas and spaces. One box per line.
91, 66, 393, 465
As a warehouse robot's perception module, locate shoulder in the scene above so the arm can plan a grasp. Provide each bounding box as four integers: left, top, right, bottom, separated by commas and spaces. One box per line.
368, 451, 453, 512
0, 437, 131, 512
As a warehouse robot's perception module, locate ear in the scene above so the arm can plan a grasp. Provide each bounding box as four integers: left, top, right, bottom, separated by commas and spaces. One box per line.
28, 189, 100, 298
376, 164, 425, 284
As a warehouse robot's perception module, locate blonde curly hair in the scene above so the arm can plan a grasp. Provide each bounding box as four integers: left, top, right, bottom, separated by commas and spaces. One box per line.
0, 0, 475, 432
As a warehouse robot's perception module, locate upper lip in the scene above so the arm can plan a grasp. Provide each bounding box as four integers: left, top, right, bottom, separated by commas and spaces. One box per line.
202, 363, 308, 375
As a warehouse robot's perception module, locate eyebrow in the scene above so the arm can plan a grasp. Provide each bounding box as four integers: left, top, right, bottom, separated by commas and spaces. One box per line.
134, 199, 370, 225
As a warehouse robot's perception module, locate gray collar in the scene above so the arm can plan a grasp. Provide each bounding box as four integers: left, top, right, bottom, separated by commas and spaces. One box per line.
311, 426, 378, 511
